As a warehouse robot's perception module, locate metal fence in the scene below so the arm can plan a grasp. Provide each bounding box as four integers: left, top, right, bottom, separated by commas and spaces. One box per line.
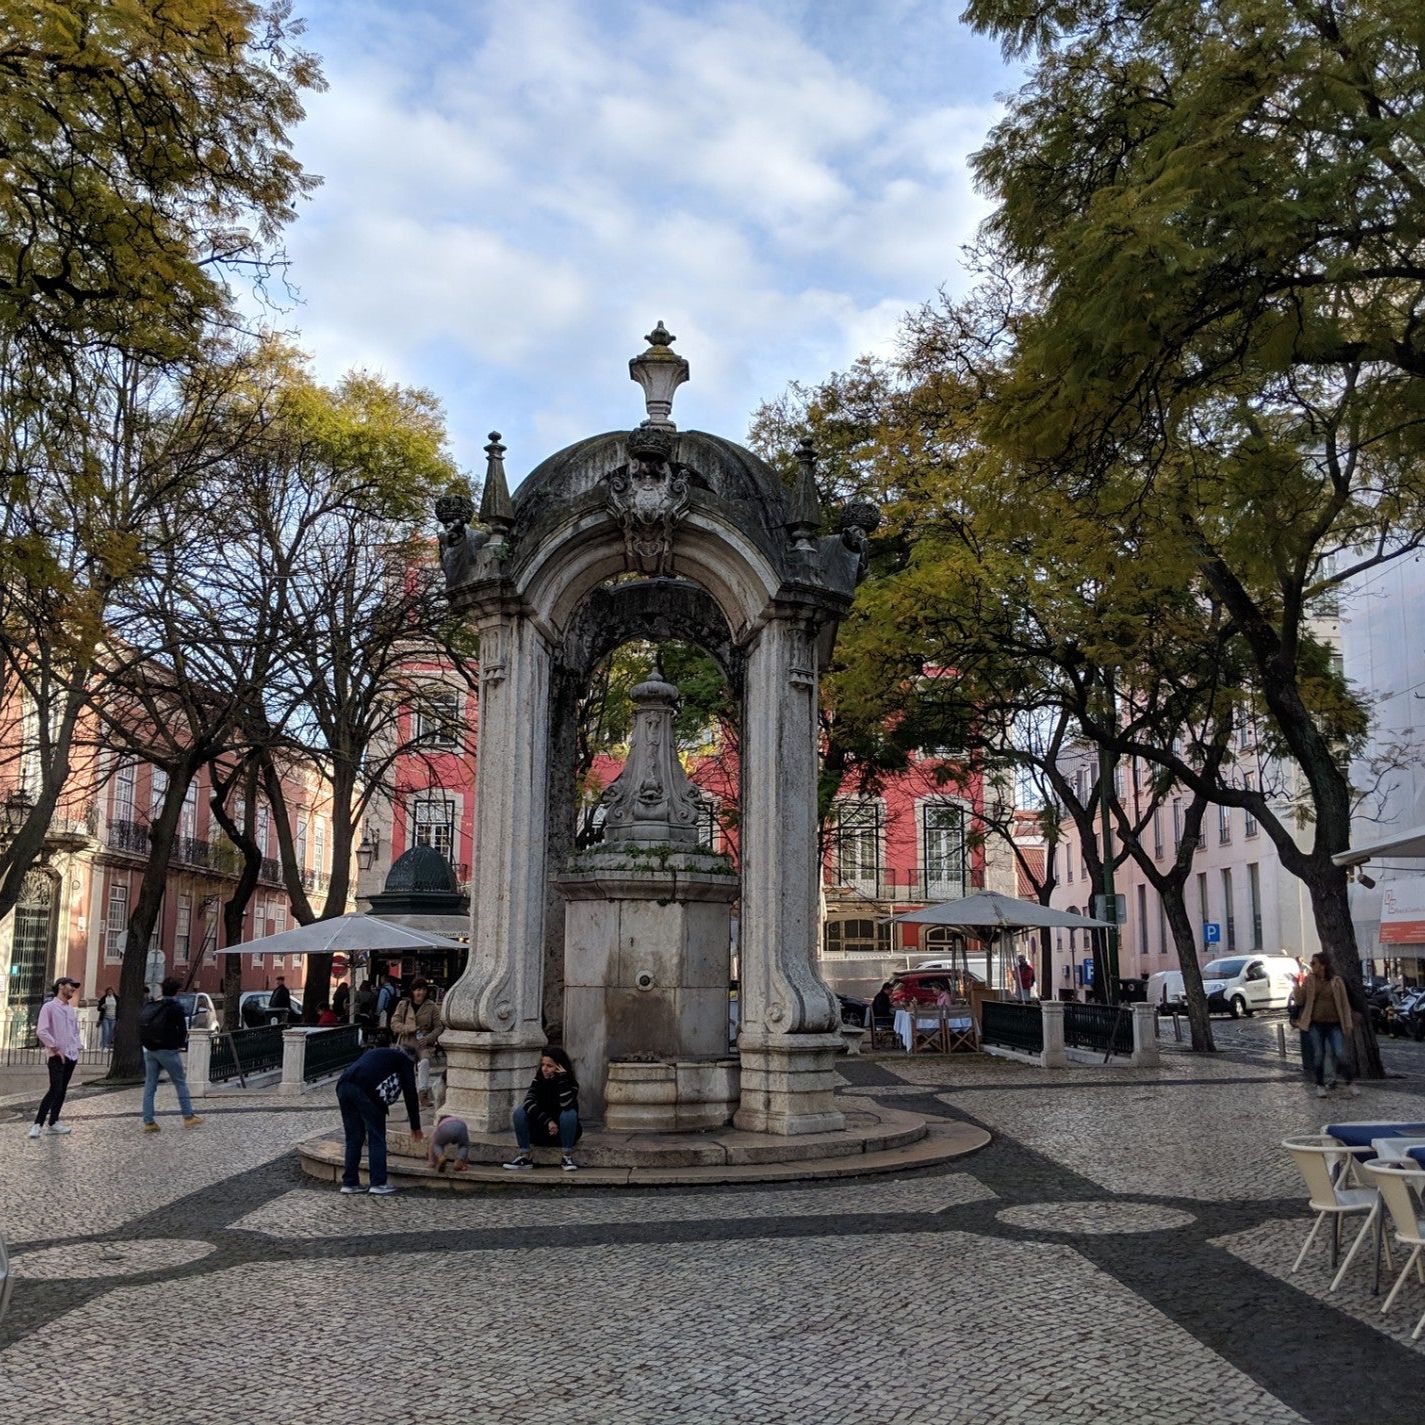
1063, 1002, 1134, 1058
208, 1026, 284, 1084
981, 1000, 1044, 1056
1, 1042, 111, 1069
303, 1025, 362, 1082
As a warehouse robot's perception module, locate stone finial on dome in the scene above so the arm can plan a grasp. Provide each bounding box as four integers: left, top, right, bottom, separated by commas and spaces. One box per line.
629, 321, 690, 431
789, 437, 822, 549
479, 431, 514, 534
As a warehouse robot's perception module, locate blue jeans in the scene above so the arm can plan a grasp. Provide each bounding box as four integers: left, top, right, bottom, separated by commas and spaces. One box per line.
1308, 1022, 1352, 1086
100, 1018, 115, 1049
512, 1104, 579, 1151
142, 1048, 194, 1122
338, 1082, 388, 1187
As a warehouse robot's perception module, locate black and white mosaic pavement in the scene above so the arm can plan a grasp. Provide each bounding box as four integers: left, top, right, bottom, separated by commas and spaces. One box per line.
3, 1032, 1423, 1425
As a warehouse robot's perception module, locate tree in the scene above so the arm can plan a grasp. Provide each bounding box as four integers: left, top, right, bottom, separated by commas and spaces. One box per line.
959, 0, 1425, 1071
0, 0, 322, 377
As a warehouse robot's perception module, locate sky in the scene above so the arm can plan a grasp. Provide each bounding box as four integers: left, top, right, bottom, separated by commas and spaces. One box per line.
274, 0, 1016, 485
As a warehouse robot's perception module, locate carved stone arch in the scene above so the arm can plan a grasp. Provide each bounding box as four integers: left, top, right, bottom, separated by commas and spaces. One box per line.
542, 580, 744, 1032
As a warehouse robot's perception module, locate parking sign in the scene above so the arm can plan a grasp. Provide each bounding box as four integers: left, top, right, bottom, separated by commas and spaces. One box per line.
1204, 922, 1221, 944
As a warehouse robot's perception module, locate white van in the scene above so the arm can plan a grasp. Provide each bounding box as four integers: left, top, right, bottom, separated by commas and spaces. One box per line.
1149, 955, 1301, 1018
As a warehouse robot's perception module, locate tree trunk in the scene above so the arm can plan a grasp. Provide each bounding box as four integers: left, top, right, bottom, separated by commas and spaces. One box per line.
1162, 892, 1215, 1052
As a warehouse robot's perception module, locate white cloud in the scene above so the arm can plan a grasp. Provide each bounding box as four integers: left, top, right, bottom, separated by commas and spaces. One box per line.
277, 0, 1008, 473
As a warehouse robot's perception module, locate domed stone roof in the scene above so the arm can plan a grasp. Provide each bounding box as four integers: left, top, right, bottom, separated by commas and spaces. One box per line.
367, 844, 466, 915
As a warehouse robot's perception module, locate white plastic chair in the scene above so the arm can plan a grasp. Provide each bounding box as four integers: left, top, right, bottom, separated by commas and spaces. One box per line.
1283, 1135, 1380, 1290
1364, 1160, 1425, 1337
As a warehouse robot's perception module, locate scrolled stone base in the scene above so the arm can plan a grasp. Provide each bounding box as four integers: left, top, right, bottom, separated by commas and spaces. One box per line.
604, 1056, 739, 1132
733, 1032, 845, 1136
440, 1028, 544, 1134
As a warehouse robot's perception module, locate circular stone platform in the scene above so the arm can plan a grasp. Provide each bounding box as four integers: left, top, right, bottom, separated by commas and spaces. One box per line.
297, 1105, 987, 1188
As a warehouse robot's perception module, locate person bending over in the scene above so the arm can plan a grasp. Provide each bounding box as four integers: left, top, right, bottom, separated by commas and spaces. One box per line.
504, 1045, 581, 1173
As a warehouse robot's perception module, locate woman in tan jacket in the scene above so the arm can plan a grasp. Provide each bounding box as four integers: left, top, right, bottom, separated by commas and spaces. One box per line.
390, 978, 444, 1105
1296, 953, 1360, 1100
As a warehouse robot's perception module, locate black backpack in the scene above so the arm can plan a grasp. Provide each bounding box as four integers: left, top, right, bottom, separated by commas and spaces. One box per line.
139, 999, 174, 1050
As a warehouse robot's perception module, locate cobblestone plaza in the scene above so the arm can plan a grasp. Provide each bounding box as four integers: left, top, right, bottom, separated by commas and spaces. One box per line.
4, 1024, 1424, 1425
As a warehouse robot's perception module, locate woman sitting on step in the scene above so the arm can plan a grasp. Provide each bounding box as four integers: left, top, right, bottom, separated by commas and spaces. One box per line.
504, 1045, 582, 1173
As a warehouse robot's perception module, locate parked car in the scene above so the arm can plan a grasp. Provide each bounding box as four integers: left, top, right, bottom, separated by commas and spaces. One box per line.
175, 991, 218, 1032
237, 990, 303, 1028
889, 969, 982, 1007
1149, 955, 1301, 1017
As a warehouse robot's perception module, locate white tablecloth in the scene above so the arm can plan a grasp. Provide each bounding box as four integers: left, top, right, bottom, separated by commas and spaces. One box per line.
893, 1008, 974, 1051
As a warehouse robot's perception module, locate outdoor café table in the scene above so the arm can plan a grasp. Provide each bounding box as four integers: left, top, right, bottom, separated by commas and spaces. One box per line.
894, 1007, 975, 1052
1321, 1122, 1425, 1292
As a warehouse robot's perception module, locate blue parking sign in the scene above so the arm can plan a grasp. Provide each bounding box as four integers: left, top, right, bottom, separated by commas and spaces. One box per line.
1204, 922, 1221, 944
1081, 958, 1095, 986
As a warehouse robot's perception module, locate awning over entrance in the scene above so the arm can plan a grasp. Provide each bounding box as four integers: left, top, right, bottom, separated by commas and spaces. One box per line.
1332, 826, 1425, 867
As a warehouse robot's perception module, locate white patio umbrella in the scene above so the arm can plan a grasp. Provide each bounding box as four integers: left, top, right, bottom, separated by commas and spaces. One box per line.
215, 912, 467, 957
892, 892, 1114, 994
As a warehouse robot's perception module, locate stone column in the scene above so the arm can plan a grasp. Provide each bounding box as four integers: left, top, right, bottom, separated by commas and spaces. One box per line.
1131, 1003, 1160, 1067
441, 616, 552, 1130
280, 1028, 307, 1095
1040, 1000, 1067, 1068
187, 1027, 213, 1099
735, 616, 844, 1135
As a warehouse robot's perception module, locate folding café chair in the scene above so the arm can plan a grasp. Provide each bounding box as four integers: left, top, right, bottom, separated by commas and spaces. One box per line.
1282, 1135, 1381, 1291
1364, 1160, 1425, 1337
910, 1008, 949, 1054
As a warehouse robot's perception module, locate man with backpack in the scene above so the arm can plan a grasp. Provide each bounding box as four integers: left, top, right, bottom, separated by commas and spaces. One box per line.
140, 978, 203, 1133
375, 971, 401, 1029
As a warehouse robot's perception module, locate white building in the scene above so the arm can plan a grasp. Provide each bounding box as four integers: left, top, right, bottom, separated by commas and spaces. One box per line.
1340, 557, 1425, 982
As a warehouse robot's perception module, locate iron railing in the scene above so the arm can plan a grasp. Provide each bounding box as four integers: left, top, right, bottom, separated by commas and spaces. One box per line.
1063, 1002, 1134, 1057
303, 1024, 362, 1082
981, 1000, 1044, 1056
208, 1026, 284, 1083
107, 818, 150, 853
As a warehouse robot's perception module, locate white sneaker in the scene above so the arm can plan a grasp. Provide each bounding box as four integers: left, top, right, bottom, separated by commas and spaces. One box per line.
339, 1185, 364, 1195
47, 1122, 73, 1134
27, 1123, 41, 1139
368, 1183, 398, 1196
1349, 1083, 1361, 1097
561, 1155, 578, 1173
1315, 1085, 1328, 1099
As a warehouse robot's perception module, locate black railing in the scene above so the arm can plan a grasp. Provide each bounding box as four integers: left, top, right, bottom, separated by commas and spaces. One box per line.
208, 1026, 284, 1083
108, 818, 150, 853
303, 1024, 362, 1082
261, 857, 282, 883
981, 1000, 1044, 1056
174, 834, 216, 868
1064, 1002, 1134, 1058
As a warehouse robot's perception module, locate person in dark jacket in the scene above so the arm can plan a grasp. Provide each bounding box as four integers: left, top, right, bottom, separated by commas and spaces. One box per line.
140, 978, 203, 1133
504, 1045, 582, 1172
268, 976, 293, 1026
332, 981, 351, 1021
335, 1032, 424, 1195
353, 979, 378, 1041
871, 983, 894, 1027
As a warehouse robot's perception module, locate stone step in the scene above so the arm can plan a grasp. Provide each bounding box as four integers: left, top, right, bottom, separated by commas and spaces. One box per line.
297, 1116, 988, 1189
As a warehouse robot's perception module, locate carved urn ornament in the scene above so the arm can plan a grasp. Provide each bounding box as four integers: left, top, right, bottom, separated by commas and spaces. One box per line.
598, 660, 704, 846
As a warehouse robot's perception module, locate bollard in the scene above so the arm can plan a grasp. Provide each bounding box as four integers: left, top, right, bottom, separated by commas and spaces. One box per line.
1171, 1011, 1182, 1042
1276, 1023, 1286, 1058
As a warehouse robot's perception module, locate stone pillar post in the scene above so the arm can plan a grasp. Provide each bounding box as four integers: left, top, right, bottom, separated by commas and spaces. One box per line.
735, 617, 844, 1135
187, 1027, 213, 1099
1040, 1000, 1067, 1068
1131, 1002, 1160, 1067
441, 616, 551, 1130
280, 1028, 307, 1095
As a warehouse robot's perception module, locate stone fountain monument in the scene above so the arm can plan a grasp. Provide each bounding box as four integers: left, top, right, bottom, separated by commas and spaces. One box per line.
432, 324, 882, 1138
558, 660, 738, 1128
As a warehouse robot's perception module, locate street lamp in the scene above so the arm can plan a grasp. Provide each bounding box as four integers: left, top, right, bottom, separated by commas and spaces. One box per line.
1, 787, 34, 837
355, 827, 380, 871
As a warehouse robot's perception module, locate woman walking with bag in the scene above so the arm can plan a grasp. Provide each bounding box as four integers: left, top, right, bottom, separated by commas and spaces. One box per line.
1297, 952, 1361, 1100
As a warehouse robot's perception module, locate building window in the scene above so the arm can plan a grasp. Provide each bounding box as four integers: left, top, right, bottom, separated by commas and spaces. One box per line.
179, 783, 197, 841
314, 817, 327, 876
1221, 868, 1235, 948
1218, 803, 1231, 845
296, 813, 309, 870
175, 894, 192, 963
823, 917, 889, 956
18, 693, 42, 796
413, 688, 460, 748
1244, 775, 1258, 837
411, 795, 456, 862
696, 795, 718, 851
1171, 797, 1182, 850
106, 882, 129, 962
1137, 885, 1149, 954
113, 760, 135, 821
1158, 898, 1168, 955
1079, 845, 1087, 881
148, 894, 163, 954
833, 798, 882, 894
921, 800, 967, 899
150, 766, 168, 820
1248, 862, 1263, 950
256, 803, 270, 857
1153, 808, 1163, 859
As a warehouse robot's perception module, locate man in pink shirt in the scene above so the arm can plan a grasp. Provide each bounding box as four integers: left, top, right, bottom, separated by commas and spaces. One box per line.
29, 976, 84, 1139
